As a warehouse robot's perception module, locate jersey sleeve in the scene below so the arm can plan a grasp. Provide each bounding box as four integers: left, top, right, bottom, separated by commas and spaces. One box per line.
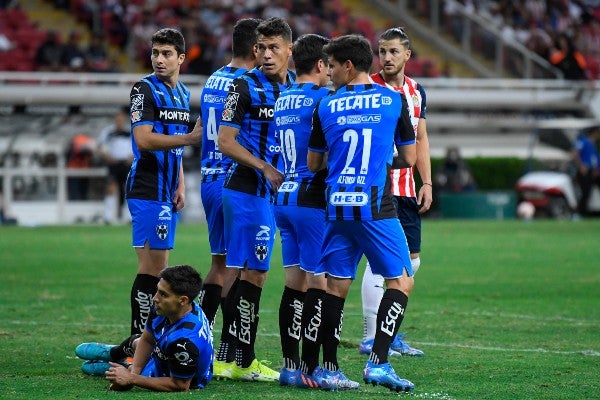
129, 81, 155, 127
166, 337, 200, 379
395, 93, 416, 146
219, 78, 251, 129
308, 104, 327, 153
417, 83, 427, 119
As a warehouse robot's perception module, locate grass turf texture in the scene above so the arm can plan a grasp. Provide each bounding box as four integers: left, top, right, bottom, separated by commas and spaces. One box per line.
0, 220, 598, 399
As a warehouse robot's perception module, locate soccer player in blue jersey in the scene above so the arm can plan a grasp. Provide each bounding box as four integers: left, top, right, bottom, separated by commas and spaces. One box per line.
75, 265, 213, 392
125, 28, 200, 336
272, 33, 331, 388
216, 17, 295, 382
306, 34, 417, 392
194, 19, 261, 380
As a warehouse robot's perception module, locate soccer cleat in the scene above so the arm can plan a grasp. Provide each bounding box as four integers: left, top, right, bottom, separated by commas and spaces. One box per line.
213, 360, 234, 380
81, 360, 111, 376
363, 361, 414, 392
279, 368, 300, 386
358, 334, 424, 357
358, 338, 400, 356
320, 368, 360, 391
391, 334, 424, 356
230, 359, 280, 382
295, 366, 324, 389
75, 342, 116, 361
279, 366, 322, 388
81, 359, 132, 377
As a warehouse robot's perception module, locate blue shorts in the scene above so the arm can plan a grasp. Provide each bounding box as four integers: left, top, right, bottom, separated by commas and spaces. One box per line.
315, 218, 413, 279
394, 196, 421, 254
200, 179, 226, 255
128, 199, 178, 249
222, 188, 275, 271
274, 205, 325, 273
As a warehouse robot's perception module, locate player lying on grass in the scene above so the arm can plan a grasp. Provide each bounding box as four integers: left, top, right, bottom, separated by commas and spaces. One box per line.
74, 265, 213, 391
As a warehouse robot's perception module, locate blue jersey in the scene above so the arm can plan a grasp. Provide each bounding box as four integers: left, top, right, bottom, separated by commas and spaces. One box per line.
126, 74, 191, 202
274, 83, 331, 208
220, 67, 295, 199
146, 302, 213, 388
200, 66, 248, 183
309, 84, 415, 221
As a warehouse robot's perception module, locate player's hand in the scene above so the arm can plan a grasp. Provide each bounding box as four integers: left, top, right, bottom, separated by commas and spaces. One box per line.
417, 184, 433, 214
187, 128, 202, 146
173, 190, 185, 211
105, 362, 134, 390
262, 164, 284, 193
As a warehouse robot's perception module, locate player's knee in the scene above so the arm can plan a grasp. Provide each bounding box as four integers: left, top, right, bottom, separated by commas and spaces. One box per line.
401, 276, 414, 296
411, 256, 421, 275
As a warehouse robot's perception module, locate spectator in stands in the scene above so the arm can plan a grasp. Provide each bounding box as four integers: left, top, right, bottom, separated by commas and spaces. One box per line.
66, 133, 96, 200
85, 33, 109, 72
435, 146, 477, 193
550, 32, 588, 80
61, 31, 87, 71
97, 107, 133, 224
573, 127, 600, 216
35, 30, 63, 71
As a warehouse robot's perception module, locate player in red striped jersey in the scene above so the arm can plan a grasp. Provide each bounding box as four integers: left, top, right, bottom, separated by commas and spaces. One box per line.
360, 27, 432, 357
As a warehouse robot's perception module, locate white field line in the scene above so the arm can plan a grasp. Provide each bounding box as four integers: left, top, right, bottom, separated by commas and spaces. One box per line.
8, 308, 600, 357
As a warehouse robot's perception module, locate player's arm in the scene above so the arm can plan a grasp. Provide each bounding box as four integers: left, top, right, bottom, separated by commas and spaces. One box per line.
218, 125, 283, 188
189, 117, 203, 154
392, 93, 416, 168
173, 165, 185, 211
105, 329, 154, 390
307, 107, 327, 172
133, 124, 200, 151
415, 117, 433, 212
130, 83, 200, 151
107, 362, 192, 392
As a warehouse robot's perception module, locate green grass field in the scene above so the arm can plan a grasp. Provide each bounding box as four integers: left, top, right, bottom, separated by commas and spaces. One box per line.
1, 220, 599, 400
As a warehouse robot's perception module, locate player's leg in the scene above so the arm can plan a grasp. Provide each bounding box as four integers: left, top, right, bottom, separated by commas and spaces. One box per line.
103, 175, 118, 224
318, 221, 361, 390
222, 189, 279, 381
390, 196, 423, 356
360, 261, 384, 350
198, 180, 227, 328
362, 218, 415, 392
128, 199, 177, 335
275, 205, 309, 385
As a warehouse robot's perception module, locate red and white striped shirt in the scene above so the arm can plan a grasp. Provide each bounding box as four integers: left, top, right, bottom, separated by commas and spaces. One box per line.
370, 73, 426, 197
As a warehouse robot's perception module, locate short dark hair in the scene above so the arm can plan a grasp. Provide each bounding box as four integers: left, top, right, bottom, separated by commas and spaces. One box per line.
292, 34, 329, 76
256, 17, 292, 43
380, 27, 411, 49
232, 18, 262, 58
151, 28, 185, 55
323, 34, 373, 73
159, 265, 202, 302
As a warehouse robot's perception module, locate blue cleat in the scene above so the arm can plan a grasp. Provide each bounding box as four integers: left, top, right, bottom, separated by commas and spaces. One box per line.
363, 361, 414, 392
358, 338, 400, 356
359, 334, 424, 357
295, 366, 324, 389
75, 342, 115, 361
391, 334, 424, 356
320, 368, 360, 391
279, 368, 300, 386
81, 360, 110, 376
